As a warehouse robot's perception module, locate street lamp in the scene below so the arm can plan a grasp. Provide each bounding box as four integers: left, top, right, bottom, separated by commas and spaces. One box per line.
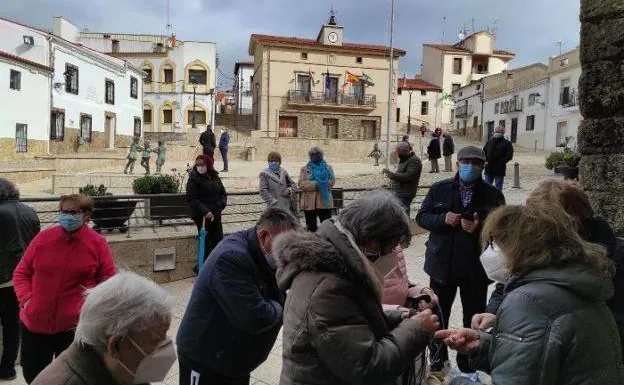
402, 77, 413, 136
385, 0, 396, 169
191, 81, 197, 128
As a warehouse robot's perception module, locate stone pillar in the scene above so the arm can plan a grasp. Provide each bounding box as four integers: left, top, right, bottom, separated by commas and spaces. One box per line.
578, 0, 624, 235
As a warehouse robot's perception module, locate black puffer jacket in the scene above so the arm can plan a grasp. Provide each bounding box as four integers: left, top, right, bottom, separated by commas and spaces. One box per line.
483, 136, 513, 176
275, 221, 432, 385
452, 264, 624, 385
0, 201, 40, 284
427, 137, 441, 160
185, 170, 227, 226
442, 135, 455, 156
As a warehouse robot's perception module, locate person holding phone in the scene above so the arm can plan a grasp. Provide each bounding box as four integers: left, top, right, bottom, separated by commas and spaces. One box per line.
416, 146, 505, 380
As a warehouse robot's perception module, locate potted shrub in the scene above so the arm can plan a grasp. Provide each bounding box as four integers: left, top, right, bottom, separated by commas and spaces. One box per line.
79, 184, 137, 233
132, 175, 192, 223
544, 149, 581, 180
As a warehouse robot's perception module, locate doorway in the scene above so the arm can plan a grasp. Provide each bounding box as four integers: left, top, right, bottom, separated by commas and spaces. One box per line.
486, 121, 495, 140
511, 118, 518, 143
105, 112, 116, 149
556, 121, 568, 147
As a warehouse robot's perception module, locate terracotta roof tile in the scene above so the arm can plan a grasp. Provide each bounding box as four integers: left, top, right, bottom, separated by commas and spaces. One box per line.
398, 77, 442, 92
250, 34, 406, 56
0, 51, 52, 72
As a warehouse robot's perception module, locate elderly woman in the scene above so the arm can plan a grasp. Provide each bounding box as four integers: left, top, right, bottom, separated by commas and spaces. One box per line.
259, 151, 297, 214
13, 194, 116, 383
31, 271, 176, 385
275, 190, 440, 385
299, 146, 335, 232
437, 203, 624, 385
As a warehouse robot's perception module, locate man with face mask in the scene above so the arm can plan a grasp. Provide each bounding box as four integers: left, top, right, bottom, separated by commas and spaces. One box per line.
416, 146, 505, 380
383, 141, 423, 217
177, 207, 300, 385
483, 126, 514, 191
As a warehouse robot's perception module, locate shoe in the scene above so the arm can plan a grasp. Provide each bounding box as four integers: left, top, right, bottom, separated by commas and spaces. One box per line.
0, 368, 16, 381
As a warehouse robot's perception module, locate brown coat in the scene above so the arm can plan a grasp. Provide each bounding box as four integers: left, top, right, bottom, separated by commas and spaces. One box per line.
298, 164, 335, 211
31, 343, 120, 385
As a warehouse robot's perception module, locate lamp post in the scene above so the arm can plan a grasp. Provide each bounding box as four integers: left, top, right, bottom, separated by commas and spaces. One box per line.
191, 82, 197, 128
385, 0, 395, 169
407, 89, 413, 136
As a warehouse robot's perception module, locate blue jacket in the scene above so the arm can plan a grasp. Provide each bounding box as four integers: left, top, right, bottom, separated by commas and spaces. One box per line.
176, 227, 284, 377
218, 131, 230, 149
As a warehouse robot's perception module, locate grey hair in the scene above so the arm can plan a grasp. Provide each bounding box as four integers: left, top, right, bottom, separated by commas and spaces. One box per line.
308, 146, 323, 156
0, 178, 19, 201
257, 207, 301, 231
396, 141, 411, 152
337, 189, 411, 249
74, 271, 173, 352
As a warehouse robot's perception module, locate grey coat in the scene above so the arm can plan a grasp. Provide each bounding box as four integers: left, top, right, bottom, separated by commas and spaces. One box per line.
451, 264, 624, 385
259, 168, 296, 213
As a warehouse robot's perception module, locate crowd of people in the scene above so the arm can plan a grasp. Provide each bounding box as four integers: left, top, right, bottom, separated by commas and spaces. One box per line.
0, 126, 623, 385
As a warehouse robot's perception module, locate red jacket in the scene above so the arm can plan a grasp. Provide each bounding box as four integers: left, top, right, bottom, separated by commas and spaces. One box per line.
13, 225, 116, 334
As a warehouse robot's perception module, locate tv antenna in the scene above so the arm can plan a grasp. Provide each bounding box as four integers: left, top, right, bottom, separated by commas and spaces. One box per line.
556, 40, 565, 55
490, 18, 499, 38
442, 16, 447, 43
166, 0, 172, 36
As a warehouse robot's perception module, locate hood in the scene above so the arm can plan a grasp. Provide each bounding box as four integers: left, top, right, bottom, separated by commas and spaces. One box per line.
274, 220, 383, 300
509, 264, 614, 302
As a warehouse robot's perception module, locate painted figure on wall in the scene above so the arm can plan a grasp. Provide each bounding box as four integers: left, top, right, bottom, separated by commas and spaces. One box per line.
123, 136, 141, 175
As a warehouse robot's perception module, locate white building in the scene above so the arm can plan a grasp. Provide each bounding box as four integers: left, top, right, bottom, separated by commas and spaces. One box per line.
546, 47, 581, 149
78, 30, 217, 135
234, 61, 253, 115
396, 76, 442, 132
420, 31, 515, 130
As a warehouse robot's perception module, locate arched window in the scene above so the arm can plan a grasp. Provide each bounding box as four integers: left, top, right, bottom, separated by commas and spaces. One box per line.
140, 60, 154, 92
160, 60, 176, 92
184, 60, 211, 93
160, 101, 176, 132
184, 101, 208, 129
143, 102, 154, 131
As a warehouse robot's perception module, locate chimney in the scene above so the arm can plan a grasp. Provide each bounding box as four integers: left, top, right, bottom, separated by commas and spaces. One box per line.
52, 17, 79, 43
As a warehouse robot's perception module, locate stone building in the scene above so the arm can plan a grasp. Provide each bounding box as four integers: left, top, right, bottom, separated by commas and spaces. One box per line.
396, 76, 442, 133
248, 14, 405, 140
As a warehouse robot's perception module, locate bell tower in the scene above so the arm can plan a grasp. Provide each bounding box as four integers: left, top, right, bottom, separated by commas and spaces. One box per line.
317, 8, 344, 46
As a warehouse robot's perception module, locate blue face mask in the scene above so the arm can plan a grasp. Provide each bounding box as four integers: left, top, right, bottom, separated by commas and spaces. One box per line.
268, 161, 280, 172
493, 132, 504, 138
59, 213, 84, 232
458, 164, 481, 183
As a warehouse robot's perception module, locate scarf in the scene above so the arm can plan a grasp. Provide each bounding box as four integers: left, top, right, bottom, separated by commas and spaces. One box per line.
307, 160, 333, 206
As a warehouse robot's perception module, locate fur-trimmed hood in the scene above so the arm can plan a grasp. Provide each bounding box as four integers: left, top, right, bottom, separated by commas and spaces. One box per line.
274, 220, 384, 300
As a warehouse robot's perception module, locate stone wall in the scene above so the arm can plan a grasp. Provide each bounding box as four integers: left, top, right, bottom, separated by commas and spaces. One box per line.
578, 0, 624, 235
278, 111, 382, 140
0, 138, 47, 161
48, 127, 132, 155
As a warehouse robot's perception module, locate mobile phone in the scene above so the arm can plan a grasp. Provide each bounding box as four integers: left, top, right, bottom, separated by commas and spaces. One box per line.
461, 212, 476, 221
405, 294, 432, 309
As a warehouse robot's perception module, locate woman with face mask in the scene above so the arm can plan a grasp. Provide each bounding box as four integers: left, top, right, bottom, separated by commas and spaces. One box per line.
186, 155, 227, 274
259, 152, 297, 215
31, 271, 176, 385
12, 194, 116, 384
274, 190, 441, 385
298, 147, 335, 232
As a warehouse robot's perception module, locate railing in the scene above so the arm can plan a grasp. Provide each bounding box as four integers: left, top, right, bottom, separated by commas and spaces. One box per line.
500, 97, 524, 114
559, 89, 578, 108
287, 90, 376, 108
20, 187, 430, 237
455, 104, 474, 118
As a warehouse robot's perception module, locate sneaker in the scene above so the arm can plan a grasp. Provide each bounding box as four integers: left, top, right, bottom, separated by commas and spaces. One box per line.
0, 368, 17, 381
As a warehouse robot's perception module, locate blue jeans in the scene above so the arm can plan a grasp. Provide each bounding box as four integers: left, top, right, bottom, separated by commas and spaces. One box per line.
394, 192, 415, 218
485, 174, 504, 191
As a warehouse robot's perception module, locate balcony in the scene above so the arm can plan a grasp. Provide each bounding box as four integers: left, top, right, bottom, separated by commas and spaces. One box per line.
455, 104, 474, 118
287, 90, 376, 109
559, 89, 578, 108
500, 97, 524, 114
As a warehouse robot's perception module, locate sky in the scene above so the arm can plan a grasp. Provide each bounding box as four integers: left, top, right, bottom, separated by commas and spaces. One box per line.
1, 0, 581, 90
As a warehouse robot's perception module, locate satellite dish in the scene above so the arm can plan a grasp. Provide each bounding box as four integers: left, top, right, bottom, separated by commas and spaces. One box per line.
458, 32, 465, 40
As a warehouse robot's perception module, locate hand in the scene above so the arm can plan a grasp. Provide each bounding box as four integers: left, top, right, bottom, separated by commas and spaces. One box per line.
461, 212, 480, 233
420, 287, 439, 307
435, 328, 480, 354
471, 313, 497, 330
445, 212, 461, 227
411, 309, 440, 334
398, 306, 416, 319
204, 212, 214, 221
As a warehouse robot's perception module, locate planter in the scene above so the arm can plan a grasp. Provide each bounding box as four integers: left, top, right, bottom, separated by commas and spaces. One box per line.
91, 200, 138, 233
559, 166, 579, 181
148, 194, 193, 223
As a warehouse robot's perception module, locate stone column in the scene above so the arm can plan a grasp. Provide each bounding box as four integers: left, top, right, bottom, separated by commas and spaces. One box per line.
578, 0, 624, 235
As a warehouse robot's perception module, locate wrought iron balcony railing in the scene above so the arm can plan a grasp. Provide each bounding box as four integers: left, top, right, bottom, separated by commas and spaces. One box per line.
287, 90, 376, 108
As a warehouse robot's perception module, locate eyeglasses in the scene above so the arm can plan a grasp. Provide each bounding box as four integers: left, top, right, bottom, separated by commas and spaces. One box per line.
60, 210, 82, 215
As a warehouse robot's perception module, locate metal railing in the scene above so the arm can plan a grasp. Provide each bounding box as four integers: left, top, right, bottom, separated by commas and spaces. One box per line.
287, 90, 376, 108
500, 97, 524, 113
20, 187, 431, 237
455, 104, 474, 118
559, 89, 578, 108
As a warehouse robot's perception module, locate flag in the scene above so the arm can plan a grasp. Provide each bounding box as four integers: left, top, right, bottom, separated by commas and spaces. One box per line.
439, 92, 453, 102
360, 73, 375, 86
325, 69, 331, 90
345, 71, 360, 84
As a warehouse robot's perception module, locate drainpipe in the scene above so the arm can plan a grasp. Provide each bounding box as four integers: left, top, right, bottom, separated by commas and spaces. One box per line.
46, 37, 54, 156
480, 79, 485, 143
542, 80, 550, 151
266, 50, 271, 137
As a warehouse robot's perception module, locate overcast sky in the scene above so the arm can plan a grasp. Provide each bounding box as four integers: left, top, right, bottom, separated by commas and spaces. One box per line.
1, 0, 580, 89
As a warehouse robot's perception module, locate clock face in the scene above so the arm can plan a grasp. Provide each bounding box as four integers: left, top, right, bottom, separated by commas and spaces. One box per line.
328, 32, 338, 43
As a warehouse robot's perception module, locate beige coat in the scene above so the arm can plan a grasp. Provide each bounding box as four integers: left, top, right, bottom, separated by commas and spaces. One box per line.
298, 164, 335, 211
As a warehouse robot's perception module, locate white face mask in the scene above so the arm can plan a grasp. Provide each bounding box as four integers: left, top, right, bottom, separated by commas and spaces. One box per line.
196, 166, 208, 175
118, 337, 177, 384
480, 242, 510, 283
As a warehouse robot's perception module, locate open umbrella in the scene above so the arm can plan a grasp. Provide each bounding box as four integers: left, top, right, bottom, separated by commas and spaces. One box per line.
198, 217, 208, 270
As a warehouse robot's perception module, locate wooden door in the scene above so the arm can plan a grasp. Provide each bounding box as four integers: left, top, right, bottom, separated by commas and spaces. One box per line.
279, 117, 298, 137
511, 118, 518, 143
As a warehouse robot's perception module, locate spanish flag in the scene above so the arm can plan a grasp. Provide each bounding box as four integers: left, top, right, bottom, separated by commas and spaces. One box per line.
345, 71, 360, 84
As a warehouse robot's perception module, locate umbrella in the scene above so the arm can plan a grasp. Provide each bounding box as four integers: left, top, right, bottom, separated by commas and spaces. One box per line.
198, 217, 208, 270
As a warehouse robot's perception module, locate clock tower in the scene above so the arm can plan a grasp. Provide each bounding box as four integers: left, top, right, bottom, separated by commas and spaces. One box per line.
317, 10, 344, 46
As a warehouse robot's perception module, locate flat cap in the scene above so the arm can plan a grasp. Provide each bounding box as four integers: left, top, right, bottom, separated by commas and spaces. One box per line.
457, 146, 486, 161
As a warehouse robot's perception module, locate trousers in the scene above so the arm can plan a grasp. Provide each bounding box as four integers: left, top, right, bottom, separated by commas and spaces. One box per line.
0, 287, 19, 375
178, 355, 250, 385
303, 209, 332, 232
20, 323, 74, 383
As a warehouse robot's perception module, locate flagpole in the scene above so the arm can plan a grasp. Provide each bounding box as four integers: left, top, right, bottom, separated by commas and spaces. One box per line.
385, 0, 395, 169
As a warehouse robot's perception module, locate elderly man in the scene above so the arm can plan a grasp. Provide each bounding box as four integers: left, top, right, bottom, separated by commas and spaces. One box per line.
0, 179, 39, 380
177, 207, 300, 385
417, 146, 505, 380
483, 126, 514, 191
383, 141, 422, 216
32, 271, 176, 385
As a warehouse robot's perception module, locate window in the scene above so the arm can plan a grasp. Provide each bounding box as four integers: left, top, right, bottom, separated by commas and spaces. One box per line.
15, 124, 27, 153
130, 77, 138, 98
323, 118, 339, 139
144, 68, 153, 83
356, 57, 363, 64
560, 80, 571, 106
297, 74, 311, 93
526, 115, 535, 131
50, 110, 65, 140
561, 58, 569, 66
421, 101, 429, 115
301, 52, 308, 60
473, 116, 479, 128
396, 108, 401, 122
163, 109, 173, 124
10, 70, 21, 90
528, 93, 536, 106
134, 117, 141, 136
112, 39, 120, 53
361, 120, 379, 140
143, 108, 152, 124
80, 114, 92, 143
188, 110, 207, 125
105, 80, 115, 104
65, 64, 79, 94
278, 116, 298, 137
189, 69, 207, 85
451, 83, 461, 93
164, 68, 174, 84
421, 90, 427, 96
556, 121, 568, 147
397, 88, 402, 95
453, 58, 463, 75
498, 119, 506, 128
